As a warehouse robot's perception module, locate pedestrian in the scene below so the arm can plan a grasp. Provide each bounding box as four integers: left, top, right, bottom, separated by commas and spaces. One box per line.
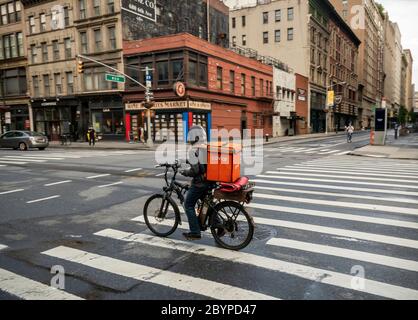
345, 122, 354, 143
88, 127, 96, 146
394, 123, 399, 140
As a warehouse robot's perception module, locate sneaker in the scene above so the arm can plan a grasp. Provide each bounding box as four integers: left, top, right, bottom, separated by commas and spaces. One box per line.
182, 232, 201, 240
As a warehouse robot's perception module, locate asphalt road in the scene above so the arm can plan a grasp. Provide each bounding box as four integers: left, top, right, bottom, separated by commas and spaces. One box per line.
1, 131, 418, 300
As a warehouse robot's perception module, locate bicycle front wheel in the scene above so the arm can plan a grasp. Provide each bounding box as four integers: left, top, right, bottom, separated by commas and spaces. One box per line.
143, 194, 179, 237
210, 201, 254, 251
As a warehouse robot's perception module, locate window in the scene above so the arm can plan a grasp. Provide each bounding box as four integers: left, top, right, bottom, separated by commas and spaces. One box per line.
64, 7, 69, 26
17, 32, 23, 56
94, 0, 101, 16
84, 66, 116, 91
52, 40, 59, 60
229, 70, 235, 93
157, 61, 169, 85
199, 61, 207, 87
216, 66, 223, 90
79, 0, 86, 19
0, 39, 3, 60
94, 29, 102, 51
41, 42, 48, 62
251, 76, 255, 96
232, 36, 236, 47
32, 76, 39, 96
7, 2, 15, 23
108, 0, 115, 14
260, 79, 264, 96
66, 72, 73, 94
263, 32, 268, 44
40, 13, 46, 32
241, 74, 246, 95
29, 16, 35, 34
287, 28, 294, 41
232, 17, 236, 28
275, 30, 281, 42
253, 113, 257, 126
1, 4, 7, 25
80, 32, 88, 53
43, 74, 50, 96
2, 67, 26, 96
108, 26, 116, 49
189, 60, 197, 85
30, 44, 37, 63
64, 38, 71, 59
263, 12, 268, 24
242, 35, 246, 46
242, 16, 246, 27
172, 59, 184, 82
275, 9, 281, 22
288, 7, 294, 21
54, 73, 62, 95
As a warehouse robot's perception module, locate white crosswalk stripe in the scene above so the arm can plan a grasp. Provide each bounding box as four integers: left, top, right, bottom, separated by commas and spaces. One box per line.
0, 268, 83, 300
42, 246, 277, 300
289, 163, 418, 174
264, 146, 347, 156
94, 229, 418, 300
0, 244, 7, 251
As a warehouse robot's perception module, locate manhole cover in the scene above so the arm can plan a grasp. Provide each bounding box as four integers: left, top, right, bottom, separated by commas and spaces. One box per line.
252, 225, 277, 241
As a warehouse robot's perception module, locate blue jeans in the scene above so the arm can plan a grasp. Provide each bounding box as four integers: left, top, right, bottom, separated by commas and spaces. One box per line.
184, 183, 209, 235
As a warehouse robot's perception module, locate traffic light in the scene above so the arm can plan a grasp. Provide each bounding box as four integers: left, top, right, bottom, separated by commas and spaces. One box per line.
77, 60, 84, 74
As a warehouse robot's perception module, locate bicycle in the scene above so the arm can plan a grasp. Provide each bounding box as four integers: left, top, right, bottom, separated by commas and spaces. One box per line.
143, 160, 255, 251
60, 134, 72, 146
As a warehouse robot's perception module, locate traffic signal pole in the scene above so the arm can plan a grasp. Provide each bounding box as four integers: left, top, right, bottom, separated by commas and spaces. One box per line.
77, 54, 155, 147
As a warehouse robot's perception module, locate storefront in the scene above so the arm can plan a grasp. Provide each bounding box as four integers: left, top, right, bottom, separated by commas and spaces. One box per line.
87, 97, 125, 141
32, 99, 78, 141
125, 100, 211, 143
0, 105, 30, 133
310, 91, 326, 133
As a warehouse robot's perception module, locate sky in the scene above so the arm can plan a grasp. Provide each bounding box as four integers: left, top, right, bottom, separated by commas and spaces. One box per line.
223, 0, 418, 88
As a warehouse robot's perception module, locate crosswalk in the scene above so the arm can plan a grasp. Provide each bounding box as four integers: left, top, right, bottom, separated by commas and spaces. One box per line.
0, 150, 141, 167
1, 156, 418, 299
264, 146, 351, 156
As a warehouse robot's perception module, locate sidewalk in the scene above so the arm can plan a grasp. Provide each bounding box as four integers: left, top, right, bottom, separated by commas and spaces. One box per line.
48, 131, 351, 151
350, 132, 418, 160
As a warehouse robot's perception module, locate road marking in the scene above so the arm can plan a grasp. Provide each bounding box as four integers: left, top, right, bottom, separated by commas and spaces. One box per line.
6, 155, 65, 160
336, 151, 351, 155
0, 268, 83, 300
253, 216, 418, 249
290, 148, 310, 153
0, 160, 27, 165
0, 244, 7, 251
253, 192, 418, 216
42, 246, 277, 300
305, 160, 416, 168
265, 171, 418, 184
1, 157, 46, 163
26, 195, 60, 204
155, 173, 165, 177
0, 189, 25, 195
249, 202, 418, 230
44, 180, 72, 187
291, 163, 418, 174
256, 175, 418, 190
255, 185, 418, 205
94, 229, 418, 300
317, 149, 330, 152
97, 182, 123, 188
0, 164, 5, 167
124, 168, 143, 173
252, 179, 418, 197
318, 150, 341, 154
283, 166, 418, 178
267, 238, 418, 272
86, 174, 111, 179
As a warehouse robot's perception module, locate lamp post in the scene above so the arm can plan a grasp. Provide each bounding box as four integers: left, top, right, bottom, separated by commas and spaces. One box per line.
325, 81, 346, 134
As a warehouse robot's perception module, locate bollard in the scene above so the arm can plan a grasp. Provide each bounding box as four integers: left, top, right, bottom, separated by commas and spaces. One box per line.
265, 134, 269, 142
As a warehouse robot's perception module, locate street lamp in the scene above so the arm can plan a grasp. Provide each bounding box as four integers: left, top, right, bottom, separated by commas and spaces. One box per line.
325, 81, 346, 134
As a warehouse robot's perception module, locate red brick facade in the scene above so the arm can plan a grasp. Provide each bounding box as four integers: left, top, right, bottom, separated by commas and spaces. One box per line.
295, 73, 309, 135
123, 33, 274, 139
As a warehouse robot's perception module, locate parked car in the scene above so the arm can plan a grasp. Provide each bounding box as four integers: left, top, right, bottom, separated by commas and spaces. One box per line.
0, 130, 49, 151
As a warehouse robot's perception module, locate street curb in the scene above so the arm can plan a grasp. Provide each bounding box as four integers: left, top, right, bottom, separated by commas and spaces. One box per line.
349, 152, 418, 161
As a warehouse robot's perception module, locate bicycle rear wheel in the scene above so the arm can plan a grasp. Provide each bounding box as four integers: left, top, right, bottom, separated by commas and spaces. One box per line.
210, 201, 254, 251
143, 194, 179, 237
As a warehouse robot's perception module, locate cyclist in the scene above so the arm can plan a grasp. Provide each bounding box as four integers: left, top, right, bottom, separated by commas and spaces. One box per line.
180, 125, 211, 241
345, 122, 354, 143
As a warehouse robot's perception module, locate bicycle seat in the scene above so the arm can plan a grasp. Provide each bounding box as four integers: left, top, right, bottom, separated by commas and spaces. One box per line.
219, 176, 249, 193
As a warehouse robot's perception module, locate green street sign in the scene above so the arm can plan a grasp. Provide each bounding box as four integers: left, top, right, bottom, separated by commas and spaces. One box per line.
105, 74, 125, 83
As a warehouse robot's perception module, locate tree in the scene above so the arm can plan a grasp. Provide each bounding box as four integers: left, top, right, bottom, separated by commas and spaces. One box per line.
408, 110, 417, 124
398, 105, 408, 126
375, 2, 385, 19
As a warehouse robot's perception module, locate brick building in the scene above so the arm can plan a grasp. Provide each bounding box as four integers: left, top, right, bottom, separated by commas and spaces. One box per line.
123, 33, 274, 143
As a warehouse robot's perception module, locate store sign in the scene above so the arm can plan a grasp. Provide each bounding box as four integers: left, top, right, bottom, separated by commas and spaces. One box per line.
41, 102, 57, 106
174, 82, 186, 97
25, 120, 30, 129
5, 112, 11, 124
297, 88, 306, 101
327, 90, 335, 107
121, 0, 156, 22
125, 101, 211, 111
